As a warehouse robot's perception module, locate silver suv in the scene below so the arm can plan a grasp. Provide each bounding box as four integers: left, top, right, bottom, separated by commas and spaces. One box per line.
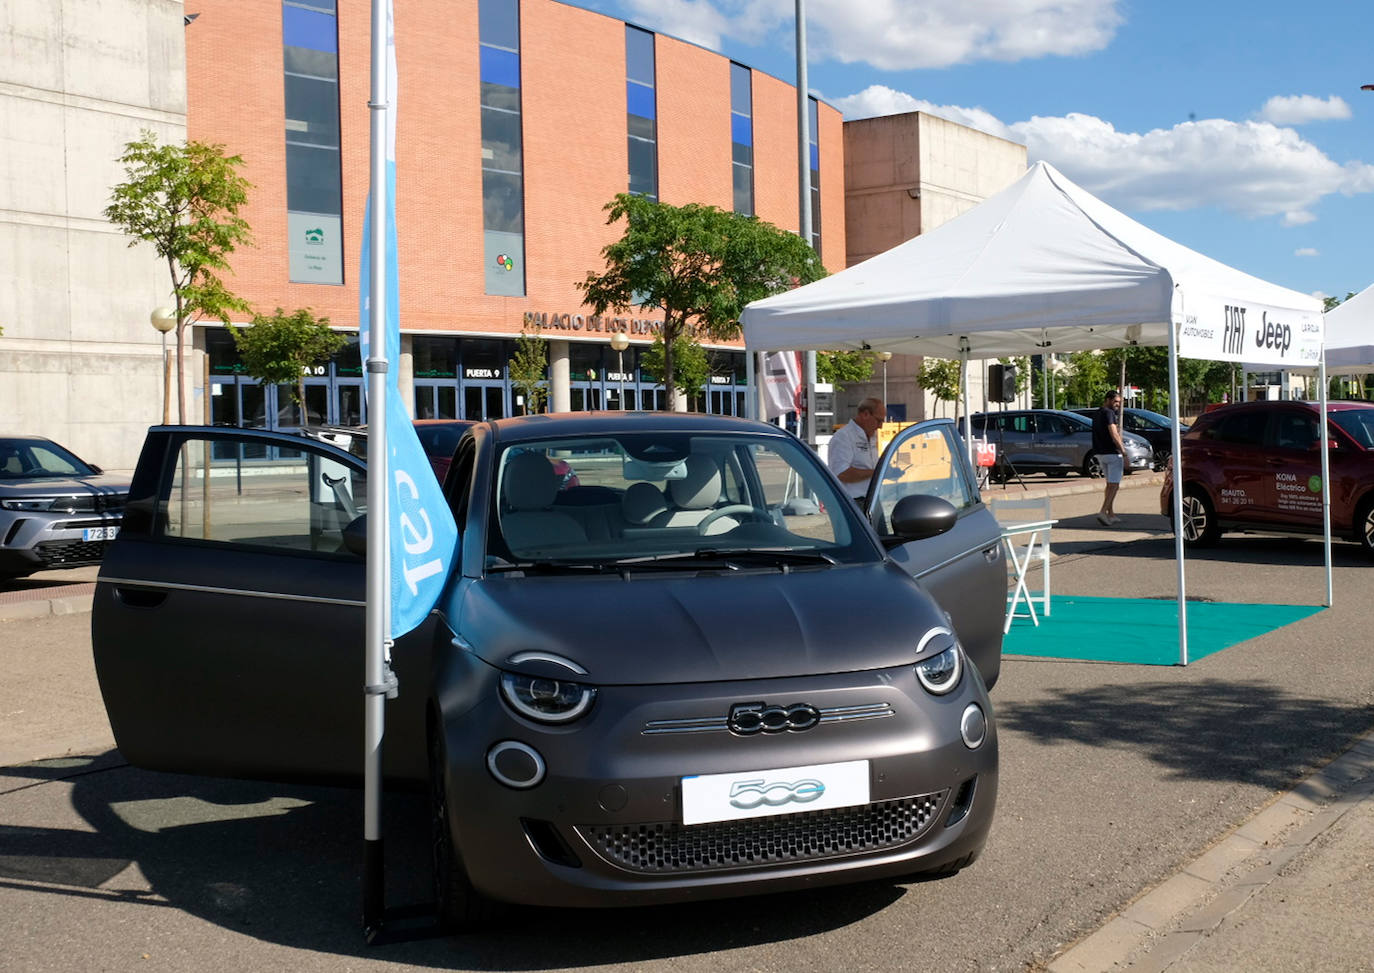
966, 409, 1152, 480
0, 436, 129, 580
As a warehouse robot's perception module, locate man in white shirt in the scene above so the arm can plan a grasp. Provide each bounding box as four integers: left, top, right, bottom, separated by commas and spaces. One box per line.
827, 397, 884, 500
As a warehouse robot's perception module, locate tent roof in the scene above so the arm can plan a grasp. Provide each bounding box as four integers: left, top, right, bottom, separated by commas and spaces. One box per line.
1326, 283, 1374, 372
742, 161, 1321, 360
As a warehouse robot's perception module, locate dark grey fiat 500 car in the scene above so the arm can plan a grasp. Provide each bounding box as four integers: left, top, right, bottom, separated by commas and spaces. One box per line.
93, 413, 1003, 928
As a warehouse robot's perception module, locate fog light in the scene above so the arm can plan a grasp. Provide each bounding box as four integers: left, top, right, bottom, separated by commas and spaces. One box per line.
487, 740, 546, 789
960, 704, 987, 749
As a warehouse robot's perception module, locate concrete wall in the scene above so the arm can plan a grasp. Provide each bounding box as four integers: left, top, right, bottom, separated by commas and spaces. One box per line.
0, 0, 187, 470
839, 112, 1025, 427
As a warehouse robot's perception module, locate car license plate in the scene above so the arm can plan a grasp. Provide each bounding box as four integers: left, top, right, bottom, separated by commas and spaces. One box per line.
681, 759, 869, 826
83, 526, 119, 541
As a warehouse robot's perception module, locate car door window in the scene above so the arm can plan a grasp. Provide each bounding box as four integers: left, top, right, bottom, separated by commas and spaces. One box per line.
160, 437, 365, 555
1208, 412, 1268, 446
1272, 413, 1318, 450
871, 422, 978, 520
1036, 414, 1065, 436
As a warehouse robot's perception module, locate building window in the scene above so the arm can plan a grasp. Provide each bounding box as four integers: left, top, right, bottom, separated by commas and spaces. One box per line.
626, 26, 657, 200
808, 97, 821, 253
480, 0, 526, 296
283, 0, 344, 284
730, 63, 753, 216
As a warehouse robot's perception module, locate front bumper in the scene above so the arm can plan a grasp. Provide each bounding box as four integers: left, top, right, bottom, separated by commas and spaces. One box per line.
436, 658, 998, 908
0, 512, 122, 576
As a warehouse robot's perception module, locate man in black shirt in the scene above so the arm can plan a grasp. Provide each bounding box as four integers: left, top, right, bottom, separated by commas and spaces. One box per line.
1092, 390, 1127, 525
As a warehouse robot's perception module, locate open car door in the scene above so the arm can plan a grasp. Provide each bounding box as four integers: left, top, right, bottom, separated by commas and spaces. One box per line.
865, 419, 1006, 689
92, 427, 433, 783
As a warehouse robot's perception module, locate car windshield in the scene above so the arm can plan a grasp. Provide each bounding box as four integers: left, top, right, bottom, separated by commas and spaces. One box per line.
0, 439, 96, 479
1330, 409, 1374, 448
489, 432, 874, 568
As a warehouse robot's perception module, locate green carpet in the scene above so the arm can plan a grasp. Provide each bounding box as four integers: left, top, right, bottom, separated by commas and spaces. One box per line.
1002, 595, 1324, 665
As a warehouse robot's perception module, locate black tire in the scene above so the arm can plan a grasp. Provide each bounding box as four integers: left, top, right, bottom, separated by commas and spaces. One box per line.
1356, 496, 1374, 561
1082, 453, 1104, 479
429, 726, 503, 931
1179, 487, 1221, 548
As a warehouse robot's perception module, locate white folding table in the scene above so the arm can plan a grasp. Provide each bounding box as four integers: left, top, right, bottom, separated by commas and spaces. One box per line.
999, 518, 1056, 633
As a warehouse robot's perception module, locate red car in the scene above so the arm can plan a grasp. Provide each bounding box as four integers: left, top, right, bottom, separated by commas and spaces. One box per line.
1162, 400, 1374, 556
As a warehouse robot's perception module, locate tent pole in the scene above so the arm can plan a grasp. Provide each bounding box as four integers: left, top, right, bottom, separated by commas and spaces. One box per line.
1168, 298, 1189, 665
745, 351, 756, 420
960, 338, 973, 468
1320, 355, 1333, 607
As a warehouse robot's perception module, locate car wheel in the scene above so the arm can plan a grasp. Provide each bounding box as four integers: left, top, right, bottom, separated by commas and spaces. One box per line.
1082, 453, 1104, 478
1179, 488, 1220, 547
429, 726, 503, 931
1356, 497, 1374, 561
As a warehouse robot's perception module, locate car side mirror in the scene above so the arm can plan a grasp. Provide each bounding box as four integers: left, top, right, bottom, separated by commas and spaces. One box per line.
883, 494, 958, 545
1309, 439, 1339, 452
342, 514, 368, 557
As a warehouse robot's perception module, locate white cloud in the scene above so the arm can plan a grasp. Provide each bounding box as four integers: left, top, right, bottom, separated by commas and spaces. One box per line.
1294, 248, 1320, 257
832, 86, 1014, 139
834, 85, 1374, 225
618, 0, 1123, 70
1259, 95, 1352, 125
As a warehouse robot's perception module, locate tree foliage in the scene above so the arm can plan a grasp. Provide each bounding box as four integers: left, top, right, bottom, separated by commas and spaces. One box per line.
228, 308, 345, 414
817, 350, 876, 392
577, 193, 825, 408
918, 357, 963, 417
105, 130, 253, 422
641, 334, 709, 407
1324, 292, 1356, 312
508, 326, 549, 415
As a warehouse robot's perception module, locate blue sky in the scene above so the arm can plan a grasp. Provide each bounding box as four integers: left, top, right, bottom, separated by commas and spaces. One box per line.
586, 0, 1374, 303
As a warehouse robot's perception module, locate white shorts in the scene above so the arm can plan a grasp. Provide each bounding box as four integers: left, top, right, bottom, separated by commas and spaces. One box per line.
1099, 453, 1124, 484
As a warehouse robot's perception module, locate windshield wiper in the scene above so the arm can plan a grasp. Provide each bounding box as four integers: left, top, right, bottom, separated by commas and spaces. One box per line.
699, 547, 839, 568
486, 558, 611, 575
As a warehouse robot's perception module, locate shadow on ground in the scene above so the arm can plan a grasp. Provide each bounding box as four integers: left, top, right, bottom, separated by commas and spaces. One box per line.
0, 752, 904, 968
999, 678, 1372, 791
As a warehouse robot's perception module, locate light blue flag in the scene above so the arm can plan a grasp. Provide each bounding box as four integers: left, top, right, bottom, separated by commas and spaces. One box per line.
359, 0, 458, 640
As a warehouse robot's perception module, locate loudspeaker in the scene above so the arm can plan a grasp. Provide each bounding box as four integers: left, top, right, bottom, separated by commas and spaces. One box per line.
988, 363, 1017, 402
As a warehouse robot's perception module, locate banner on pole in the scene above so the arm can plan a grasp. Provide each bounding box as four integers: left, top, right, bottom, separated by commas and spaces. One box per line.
360, 0, 458, 640
762, 351, 802, 419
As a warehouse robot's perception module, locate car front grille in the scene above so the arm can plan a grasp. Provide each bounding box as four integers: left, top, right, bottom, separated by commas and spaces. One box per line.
33, 539, 112, 566
576, 792, 947, 875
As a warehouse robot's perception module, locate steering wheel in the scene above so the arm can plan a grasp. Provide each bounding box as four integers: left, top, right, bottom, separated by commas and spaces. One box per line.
696, 504, 760, 535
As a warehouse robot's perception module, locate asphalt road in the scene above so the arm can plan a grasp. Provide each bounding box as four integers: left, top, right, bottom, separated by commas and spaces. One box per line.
3, 480, 1372, 972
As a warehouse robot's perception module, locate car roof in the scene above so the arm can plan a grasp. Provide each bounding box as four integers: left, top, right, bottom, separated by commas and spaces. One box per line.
482, 411, 790, 446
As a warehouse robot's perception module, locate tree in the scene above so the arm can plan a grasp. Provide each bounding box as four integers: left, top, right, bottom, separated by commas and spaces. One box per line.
641, 334, 709, 407
578, 193, 825, 409
105, 130, 253, 423
1324, 292, 1356, 312
228, 308, 346, 420
918, 357, 963, 417
508, 326, 549, 415
817, 350, 875, 392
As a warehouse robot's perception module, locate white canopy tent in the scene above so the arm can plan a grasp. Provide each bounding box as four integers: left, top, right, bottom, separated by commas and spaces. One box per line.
1326, 283, 1374, 373
741, 161, 1328, 665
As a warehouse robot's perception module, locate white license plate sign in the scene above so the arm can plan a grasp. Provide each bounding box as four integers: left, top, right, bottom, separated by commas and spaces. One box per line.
83, 526, 118, 541
681, 759, 870, 826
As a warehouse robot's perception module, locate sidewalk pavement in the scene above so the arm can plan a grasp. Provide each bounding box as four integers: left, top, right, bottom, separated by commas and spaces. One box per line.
5, 472, 1373, 970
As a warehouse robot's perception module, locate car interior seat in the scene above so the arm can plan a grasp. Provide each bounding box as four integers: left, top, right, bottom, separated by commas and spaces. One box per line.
621, 481, 668, 526
650, 454, 739, 535
500, 451, 587, 552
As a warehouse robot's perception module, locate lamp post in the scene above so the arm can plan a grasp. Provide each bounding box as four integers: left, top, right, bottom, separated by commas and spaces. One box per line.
877, 351, 892, 409
149, 307, 177, 424
609, 330, 630, 410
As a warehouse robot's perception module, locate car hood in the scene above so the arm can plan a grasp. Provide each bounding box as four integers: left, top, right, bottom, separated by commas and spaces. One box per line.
0, 474, 129, 499
449, 561, 945, 685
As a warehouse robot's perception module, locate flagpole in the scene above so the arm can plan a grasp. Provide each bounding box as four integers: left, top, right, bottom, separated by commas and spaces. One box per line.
362, 0, 391, 940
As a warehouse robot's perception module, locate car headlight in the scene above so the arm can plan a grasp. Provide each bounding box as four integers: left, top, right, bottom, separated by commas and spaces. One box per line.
499, 652, 597, 723
0, 498, 56, 511
915, 626, 963, 695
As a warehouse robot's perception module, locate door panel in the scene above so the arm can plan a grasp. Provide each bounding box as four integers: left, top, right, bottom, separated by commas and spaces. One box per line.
92, 429, 431, 784
867, 419, 1005, 689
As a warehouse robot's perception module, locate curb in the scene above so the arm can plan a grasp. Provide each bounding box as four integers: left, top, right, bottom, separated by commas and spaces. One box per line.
0, 585, 96, 622
1047, 730, 1374, 971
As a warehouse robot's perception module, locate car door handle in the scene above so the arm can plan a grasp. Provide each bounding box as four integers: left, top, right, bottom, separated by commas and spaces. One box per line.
113, 586, 168, 609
